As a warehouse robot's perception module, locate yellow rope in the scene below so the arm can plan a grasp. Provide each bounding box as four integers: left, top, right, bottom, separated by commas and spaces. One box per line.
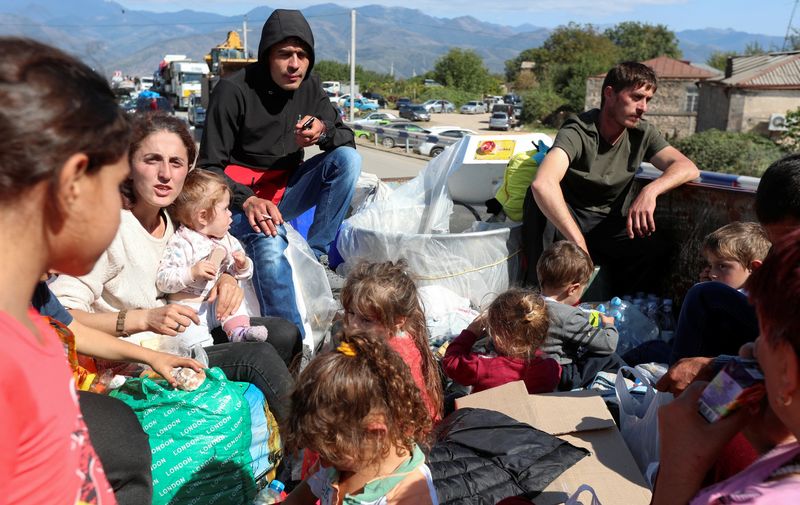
414, 249, 522, 281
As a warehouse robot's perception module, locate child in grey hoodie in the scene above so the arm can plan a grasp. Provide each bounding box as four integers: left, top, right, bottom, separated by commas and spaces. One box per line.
537, 241, 624, 390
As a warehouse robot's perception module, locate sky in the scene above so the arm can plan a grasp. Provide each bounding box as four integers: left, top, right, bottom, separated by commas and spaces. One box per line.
119, 0, 797, 36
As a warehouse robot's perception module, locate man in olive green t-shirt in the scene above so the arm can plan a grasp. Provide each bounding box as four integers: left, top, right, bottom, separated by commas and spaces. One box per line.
523, 62, 699, 295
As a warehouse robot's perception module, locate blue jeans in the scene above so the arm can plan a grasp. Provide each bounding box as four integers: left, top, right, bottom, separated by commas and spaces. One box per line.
230, 146, 361, 334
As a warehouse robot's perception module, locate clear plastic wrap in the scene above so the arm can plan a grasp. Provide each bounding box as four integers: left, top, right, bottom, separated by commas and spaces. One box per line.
336, 139, 522, 308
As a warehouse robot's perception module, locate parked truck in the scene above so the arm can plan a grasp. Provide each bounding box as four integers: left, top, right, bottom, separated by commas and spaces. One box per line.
201, 32, 257, 108
154, 55, 209, 110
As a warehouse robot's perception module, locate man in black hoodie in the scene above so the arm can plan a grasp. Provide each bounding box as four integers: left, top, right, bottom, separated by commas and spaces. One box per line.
199, 9, 361, 334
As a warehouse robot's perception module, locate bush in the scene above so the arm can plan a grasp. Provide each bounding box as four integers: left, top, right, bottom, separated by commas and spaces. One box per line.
520, 88, 569, 125
673, 129, 786, 177
779, 106, 800, 152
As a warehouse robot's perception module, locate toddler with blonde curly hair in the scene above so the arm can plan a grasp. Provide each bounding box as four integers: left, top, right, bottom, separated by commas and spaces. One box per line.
442, 287, 561, 394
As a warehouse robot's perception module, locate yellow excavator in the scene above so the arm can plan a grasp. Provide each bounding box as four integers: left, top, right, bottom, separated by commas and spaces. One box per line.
201, 31, 258, 107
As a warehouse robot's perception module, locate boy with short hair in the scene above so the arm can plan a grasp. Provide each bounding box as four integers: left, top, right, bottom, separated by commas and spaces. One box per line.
537, 240, 624, 390
669, 221, 771, 364
700, 222, 771, 290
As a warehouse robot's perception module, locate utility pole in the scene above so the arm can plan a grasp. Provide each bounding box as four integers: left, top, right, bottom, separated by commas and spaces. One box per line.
784, 0, 799, 51
242, 15, 252, 58
349, 9, 356, 122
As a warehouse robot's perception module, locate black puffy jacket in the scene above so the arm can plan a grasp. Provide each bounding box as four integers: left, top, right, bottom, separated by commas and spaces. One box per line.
428, 408, 588, 504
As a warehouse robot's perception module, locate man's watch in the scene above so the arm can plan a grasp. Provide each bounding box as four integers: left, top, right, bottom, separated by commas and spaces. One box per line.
316, 120, 332, 145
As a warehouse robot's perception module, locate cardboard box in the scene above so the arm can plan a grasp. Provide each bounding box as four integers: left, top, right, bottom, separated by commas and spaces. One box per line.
456, 381, 651, 505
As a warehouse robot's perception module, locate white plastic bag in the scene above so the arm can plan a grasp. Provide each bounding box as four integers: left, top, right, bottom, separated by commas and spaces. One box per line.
615, 366, 671, 487
336, 139, 523, 307
350, 171, 393, 214
284, 224, 338, 367
565, 484, 603, 505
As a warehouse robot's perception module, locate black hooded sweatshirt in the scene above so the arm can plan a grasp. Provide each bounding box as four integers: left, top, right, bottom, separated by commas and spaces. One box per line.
198, 9, 355, 209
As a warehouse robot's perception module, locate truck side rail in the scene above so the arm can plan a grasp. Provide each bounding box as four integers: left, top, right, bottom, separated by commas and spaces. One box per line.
347, 122, 460, 153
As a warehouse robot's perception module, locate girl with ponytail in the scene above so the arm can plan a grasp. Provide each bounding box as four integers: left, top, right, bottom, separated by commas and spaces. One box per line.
442, 287, 561, 394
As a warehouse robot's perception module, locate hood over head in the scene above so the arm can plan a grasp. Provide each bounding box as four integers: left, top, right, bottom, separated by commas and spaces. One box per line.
257, 9, 315, 77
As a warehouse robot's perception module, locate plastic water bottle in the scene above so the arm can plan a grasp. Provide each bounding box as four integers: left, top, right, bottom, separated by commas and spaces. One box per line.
609, 297, 659, 355
254, 480, 285, 505
644, 300, 659, 325
658, 298, 677, 343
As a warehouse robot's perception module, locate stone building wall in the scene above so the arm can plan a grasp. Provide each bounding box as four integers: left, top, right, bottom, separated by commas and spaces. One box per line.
738, 89, 800, 133
584, 77, 700, 138
696, 85, 729, 132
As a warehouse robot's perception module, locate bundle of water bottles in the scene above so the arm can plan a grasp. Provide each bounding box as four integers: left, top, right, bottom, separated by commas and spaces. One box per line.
581, 293, 677, 357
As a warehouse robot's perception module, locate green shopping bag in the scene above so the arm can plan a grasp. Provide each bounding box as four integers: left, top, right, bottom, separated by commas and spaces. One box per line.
110, 367, 257, 505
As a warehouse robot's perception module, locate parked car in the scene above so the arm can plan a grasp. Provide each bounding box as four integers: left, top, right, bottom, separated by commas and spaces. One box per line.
334, 93, 351, 105
422, 99, 455, 113
460, 100, 487, 114
492, 103, 516, 124
414, 126, 476, 157
399, 104, 430, 122
354, 112, 399, 125
503, 93, 522, 105
395, 97, 412, 109
187, 95, 206, 126
333, 104, 348, 121
119, 97, 137, 114
375, 121, 429, 148
362, 91, 387, 108
489, 112, 510, 131
423, 79, 443, 87
341, 97, 379, 112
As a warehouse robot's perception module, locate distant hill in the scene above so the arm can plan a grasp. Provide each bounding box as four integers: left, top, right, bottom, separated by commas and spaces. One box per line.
0, 1, 788, 79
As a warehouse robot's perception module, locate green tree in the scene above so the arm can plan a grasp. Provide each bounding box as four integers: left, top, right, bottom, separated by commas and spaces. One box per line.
531, 23, 621, 111
313, 60, 350, 81
520, 85, 568, 125
744, 41, 767, 55
706, 42, 768, 72
432, 48, 494, 93
313, 60, 394, 92
604, 21, 682, 61
706, 50, 737, 71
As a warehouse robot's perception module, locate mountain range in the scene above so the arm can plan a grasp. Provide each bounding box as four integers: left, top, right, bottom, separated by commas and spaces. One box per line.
0, 1, 787, 79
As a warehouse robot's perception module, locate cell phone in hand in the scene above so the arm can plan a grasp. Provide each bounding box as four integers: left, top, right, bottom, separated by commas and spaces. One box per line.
301, 116, 315, 130
698, 357, 766, 423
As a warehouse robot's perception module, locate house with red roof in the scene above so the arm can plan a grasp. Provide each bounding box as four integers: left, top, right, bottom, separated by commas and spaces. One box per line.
696, 51, 800, 134
585, 55, 720, 139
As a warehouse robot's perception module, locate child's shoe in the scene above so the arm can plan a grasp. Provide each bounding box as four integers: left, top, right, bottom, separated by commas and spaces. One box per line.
229, 325, 268, 343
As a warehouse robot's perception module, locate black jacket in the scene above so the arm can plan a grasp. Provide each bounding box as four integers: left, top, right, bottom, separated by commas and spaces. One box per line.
429, 408, 588, 504
198, 9, 355, 209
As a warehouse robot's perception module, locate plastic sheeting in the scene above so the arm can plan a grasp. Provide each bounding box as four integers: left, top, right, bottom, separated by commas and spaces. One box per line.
240, 224, 337, 368
336, 140, 523, 308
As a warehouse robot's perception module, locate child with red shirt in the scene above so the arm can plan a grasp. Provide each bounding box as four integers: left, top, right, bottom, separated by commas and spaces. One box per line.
443, 288, 561, 394
340, 260, 443, 423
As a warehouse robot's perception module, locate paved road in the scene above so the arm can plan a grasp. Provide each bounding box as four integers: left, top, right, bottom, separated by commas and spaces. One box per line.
273, 138, 430, 180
